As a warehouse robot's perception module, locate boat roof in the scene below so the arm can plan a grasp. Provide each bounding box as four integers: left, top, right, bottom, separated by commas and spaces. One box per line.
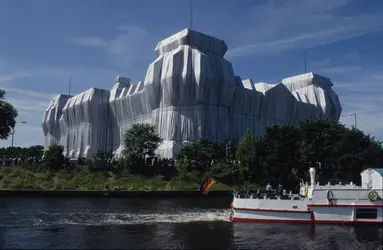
361, 168, 383, 176
375, 168, 383, 176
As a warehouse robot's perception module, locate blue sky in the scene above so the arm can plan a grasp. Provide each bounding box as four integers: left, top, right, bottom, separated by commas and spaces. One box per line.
1, 0, 383, 147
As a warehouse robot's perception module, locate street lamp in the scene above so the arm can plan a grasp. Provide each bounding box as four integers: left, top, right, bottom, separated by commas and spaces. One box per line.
11, 121, 27, 147
349, 113, 357, 129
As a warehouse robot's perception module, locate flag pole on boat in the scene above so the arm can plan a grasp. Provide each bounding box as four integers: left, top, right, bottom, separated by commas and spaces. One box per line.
200, 177, 236, 195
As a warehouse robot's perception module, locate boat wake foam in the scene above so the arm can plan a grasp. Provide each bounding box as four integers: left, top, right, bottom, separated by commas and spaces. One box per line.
1, 209, 231, 227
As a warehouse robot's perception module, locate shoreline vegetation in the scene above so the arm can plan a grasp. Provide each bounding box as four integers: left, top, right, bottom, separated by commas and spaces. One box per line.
1, 118, 383, 194
0, 189, 233, 199
0, 164, 242, 191
2, 79, 383, 195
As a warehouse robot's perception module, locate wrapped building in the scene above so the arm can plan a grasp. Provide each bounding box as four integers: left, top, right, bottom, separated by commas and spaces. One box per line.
42, 28, 342, 159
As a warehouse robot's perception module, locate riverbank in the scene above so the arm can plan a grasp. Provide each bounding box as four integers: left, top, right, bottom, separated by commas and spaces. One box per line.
0, 165, 251, 193
0, 189, 233, 198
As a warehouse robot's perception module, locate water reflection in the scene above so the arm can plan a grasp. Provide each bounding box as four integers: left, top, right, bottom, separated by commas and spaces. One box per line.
351, 225, 383, 242
170, 221, 234, 249
231, 223, 383, 250
0, 197, 381, 249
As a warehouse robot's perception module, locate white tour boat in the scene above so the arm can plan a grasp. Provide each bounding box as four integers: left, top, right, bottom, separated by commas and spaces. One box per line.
230, 167, 383, 224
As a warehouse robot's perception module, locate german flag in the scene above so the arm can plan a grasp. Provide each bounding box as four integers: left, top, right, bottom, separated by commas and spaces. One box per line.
200, 177, 217, 195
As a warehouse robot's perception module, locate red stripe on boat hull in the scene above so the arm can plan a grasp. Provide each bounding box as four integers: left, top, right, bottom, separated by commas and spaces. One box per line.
307, 204, 383, 208
230, 216, 383, 224
230, 216, 313, 224
230, 203, 311, 213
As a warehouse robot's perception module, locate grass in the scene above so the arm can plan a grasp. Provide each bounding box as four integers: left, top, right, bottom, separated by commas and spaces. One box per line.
0, 165, 248, 191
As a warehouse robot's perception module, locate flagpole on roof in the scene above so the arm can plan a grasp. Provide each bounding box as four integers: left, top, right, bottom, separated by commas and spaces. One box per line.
69, 75, 72, 95
190, 2, 193, 30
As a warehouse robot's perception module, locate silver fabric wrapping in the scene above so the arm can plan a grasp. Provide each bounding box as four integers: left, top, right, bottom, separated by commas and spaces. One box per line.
42, 29, 342, 158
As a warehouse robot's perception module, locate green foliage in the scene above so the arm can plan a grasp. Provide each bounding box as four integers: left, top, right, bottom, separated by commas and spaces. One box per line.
175, 155, 189, 178
122, 123, 162, 173
260, 124, 300, 186
173, 119, 383, 190
236, 129, 259, 182
175, 139, 245, 185
1, 117, 382, 192
123, 124, 162, 159
90, 149, 112, 170
0, 89, 18, 140
175, 139, 226, 174
0, 145, 44, 159
42, 144, 65, 170
205, 161, 241, 183
0, 165, 203, 191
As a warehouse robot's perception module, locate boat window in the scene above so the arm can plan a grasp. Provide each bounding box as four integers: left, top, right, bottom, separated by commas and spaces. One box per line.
355, 208, 378, 219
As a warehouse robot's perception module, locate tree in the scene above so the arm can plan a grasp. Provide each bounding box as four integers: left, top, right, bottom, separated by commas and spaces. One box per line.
297, 119, 383, 184
236, 129, 260, 183
333, 128, 383, 184
91, 149, 112, 169
175, 139, 226, 176
297, 119, 346, 181
42, 144, 65, 170
206, 161, 242, 184
0, 89, 18, 140
25, 145, 44, 159
260, 124, 300, 189
0, 145, 44, 159
122, 123, 162, 173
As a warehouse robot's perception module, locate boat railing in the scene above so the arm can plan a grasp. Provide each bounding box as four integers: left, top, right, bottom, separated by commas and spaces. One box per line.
314, 185, 364, 189
312, 188, 383, 201
234, 191, 303, 200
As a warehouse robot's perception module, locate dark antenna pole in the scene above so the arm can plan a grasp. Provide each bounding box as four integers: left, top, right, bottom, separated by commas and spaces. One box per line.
190, 3, 193, 29
69, 76, 72, 95
304, 51, 307, 73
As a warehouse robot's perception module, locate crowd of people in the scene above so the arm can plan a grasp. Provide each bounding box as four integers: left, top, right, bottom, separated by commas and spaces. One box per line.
236, 182, 291, 199
0, 156, 41, 167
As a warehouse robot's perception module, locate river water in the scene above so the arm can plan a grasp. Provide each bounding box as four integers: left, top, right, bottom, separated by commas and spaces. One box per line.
0, 197, 382, 249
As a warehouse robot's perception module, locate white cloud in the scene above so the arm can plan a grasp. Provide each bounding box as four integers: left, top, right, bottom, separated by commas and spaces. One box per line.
226, 0, 383, 58
70, 23, 159, 68
0, 87, 49, 148
316, 66, 362, 75
0, 71, 36, 85
70, 37, 107, 47
298, 50, 383, 140
1, 1, 383, 148
2, 87, 56, 100
0, 61, 124, 93
308, 52, 362, 74
0, 22, 159, 148
333, 69, 383, 140
0, 61, 126, 148
89, 5, 137, 22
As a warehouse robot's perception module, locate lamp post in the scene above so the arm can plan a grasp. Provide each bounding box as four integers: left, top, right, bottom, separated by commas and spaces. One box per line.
11, 121, 27, 147
349, 113, 357, 129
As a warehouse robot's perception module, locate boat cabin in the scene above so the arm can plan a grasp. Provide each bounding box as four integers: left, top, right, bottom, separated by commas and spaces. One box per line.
360, 168, 383, 190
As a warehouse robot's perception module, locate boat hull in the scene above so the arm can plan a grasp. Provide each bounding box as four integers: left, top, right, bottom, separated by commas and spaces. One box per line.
229, 167, 383, 225
230, 202, 383, 224
230, 202, 313, 223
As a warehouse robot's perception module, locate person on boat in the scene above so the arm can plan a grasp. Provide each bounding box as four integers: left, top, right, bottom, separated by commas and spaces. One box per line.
114, 185, 120, 191
266, 183, 272, 198
272, 189, 277, 198
277, 183, 283, 197
256, 190, 260, 198
105, 185, 110, 192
